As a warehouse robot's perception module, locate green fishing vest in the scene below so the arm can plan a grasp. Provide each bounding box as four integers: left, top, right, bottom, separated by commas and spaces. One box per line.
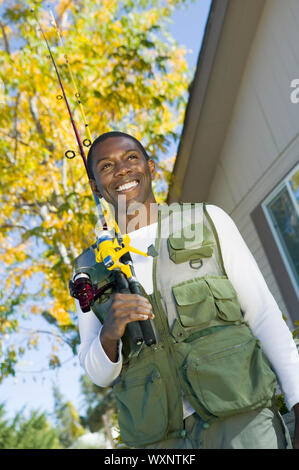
73, 202, 277, 448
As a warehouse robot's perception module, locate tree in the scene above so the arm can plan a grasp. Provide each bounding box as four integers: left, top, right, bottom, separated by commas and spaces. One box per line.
79, 374, 118, 448
0, 0, 192, 378
0, 402, 60, 448
52, 384, 86, 448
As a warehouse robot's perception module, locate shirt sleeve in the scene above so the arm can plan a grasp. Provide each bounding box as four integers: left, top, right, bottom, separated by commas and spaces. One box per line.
76, 299, 123, 387
205, 204, 299, 411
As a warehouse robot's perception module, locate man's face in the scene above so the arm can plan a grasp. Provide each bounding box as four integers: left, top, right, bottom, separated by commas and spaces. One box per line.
90, 136, 156, 209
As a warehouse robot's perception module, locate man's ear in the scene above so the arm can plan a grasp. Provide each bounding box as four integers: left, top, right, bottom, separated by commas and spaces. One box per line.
89, 179, 102, 198
148, 159, 155, 180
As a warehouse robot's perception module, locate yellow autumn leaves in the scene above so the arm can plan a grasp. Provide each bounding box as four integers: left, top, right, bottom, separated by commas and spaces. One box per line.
0, 0, 192, 375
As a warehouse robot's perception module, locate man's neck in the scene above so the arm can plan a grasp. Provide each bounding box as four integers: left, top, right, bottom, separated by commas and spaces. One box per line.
116, 201, 158, 233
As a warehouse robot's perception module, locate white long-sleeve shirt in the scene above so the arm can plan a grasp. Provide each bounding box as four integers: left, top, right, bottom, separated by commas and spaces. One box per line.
77, 204, 299, 413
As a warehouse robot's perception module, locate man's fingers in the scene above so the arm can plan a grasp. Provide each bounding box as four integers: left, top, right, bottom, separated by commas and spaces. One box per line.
115, 308, 154, 320
113, 299, 152, 309
126, 313, 153, 322
113, 298, 152, 312
109, 294, 155, 333
114, 293, 143, 300
114, 293, 151, 305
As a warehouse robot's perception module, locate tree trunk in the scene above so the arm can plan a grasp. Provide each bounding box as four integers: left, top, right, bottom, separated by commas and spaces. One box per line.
102, 411, 115, 449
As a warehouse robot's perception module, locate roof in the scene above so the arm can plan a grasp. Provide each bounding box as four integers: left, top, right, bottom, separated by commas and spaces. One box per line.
167, 0, 266, 203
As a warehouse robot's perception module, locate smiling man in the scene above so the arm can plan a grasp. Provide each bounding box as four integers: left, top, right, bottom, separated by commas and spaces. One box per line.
88, 131, 157, 233
74, 131, 299, 449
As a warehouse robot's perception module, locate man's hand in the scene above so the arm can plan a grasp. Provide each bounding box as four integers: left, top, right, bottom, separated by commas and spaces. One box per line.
100, 293, 154, 362
293, 403, 299, 449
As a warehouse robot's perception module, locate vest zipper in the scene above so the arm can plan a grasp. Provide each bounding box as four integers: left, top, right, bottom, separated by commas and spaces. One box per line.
191, 338, 253, 366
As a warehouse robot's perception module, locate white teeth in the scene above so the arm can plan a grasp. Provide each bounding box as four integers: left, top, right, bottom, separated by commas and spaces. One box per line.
116, 180, 138, 191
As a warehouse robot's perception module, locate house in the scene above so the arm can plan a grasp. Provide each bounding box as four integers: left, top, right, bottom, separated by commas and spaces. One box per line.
168, 0, 299, 329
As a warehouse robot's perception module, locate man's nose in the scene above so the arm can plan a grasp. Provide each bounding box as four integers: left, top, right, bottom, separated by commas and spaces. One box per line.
114, 161, 132, 177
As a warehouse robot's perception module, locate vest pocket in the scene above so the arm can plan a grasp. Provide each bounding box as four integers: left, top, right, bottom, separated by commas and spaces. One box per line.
113, 365, 168, 447
205, 276, 243, 322
168, 223, 215, 264
172, 277, 216, 327
183, 325, 276, 418
172, 275, 242, 329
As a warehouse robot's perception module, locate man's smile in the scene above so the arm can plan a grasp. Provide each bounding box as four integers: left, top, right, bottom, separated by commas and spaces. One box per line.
115, 179, 139, 193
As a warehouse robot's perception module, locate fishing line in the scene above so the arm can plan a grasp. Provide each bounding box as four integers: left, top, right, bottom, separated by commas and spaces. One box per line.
31, 8, 110, 229
31, 7, 156, 346
48, 8, 92, 149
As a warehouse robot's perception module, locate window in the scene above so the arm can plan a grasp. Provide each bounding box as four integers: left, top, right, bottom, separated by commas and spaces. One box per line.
262, 163, 299, 300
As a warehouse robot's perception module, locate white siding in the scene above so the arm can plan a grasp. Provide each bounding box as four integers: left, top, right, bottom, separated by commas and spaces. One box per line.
207, 0, 299, 327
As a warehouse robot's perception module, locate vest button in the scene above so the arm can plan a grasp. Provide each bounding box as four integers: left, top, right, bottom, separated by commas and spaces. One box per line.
180, 430, 186, 438
203, 422, 210, 429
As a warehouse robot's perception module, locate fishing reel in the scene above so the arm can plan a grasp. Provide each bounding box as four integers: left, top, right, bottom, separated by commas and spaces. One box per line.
95, 229, 148, 277
69, 229, 141, 313
71, 228, 156, 346
69, 272, 114, 313
94, 229, 156, 346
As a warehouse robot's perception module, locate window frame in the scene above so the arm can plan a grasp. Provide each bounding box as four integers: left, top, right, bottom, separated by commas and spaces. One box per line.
251, 162, 299, 325
261, 162, 299, 301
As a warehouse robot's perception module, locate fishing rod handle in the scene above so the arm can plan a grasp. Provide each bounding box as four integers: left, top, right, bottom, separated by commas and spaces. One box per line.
119, 252, 156, 347
114, 271, 144, 346
127, 278, 156, 346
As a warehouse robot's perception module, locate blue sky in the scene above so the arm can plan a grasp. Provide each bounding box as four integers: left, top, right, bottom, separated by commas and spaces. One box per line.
1, 0, 212, 424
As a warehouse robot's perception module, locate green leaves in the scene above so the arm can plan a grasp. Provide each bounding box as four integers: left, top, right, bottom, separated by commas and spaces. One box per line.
0, 403, 60, 449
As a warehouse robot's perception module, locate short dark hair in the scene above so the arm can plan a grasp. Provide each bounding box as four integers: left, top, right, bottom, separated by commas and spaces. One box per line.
87, 131, 150, 180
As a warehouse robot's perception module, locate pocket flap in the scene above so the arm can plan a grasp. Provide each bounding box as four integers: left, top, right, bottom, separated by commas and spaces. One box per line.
205, 276, 237, 300
169, 223, 214, 250
173, 278, 210, 306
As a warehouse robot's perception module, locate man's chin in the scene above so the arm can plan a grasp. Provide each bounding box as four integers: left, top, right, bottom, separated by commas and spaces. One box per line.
115, 193, 142, 207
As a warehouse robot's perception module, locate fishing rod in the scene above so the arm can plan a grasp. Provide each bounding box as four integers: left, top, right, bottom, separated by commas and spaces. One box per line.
32, 9, 156, 346
48, 9, 93, 150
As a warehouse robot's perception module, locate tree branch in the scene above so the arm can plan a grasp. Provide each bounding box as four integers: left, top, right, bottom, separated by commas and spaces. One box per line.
0, 224, 28, 231
102, 411, 116, 449
19, 326, 74, 348
28, 97, 54, 153
0, 20, 10, 55
0, 130, 29, 147
13, 93, 20, 161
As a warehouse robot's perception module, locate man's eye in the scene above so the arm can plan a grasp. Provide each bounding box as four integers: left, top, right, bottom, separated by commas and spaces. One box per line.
100, 163, 112, 171
128, 154, 138, 160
